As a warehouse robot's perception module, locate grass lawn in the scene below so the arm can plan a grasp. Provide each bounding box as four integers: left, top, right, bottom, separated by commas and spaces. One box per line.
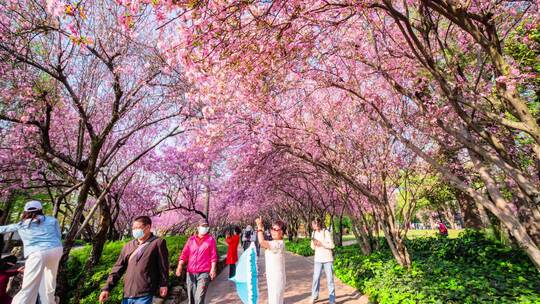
342, 229, 461, 242
403, 229, 460, 238
342, 234, 356, 242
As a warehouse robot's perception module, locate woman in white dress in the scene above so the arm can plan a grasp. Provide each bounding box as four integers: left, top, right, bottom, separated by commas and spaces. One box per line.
255, 217, 286, 304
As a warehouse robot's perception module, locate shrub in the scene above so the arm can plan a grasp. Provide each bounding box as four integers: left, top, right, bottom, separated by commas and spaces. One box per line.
334, 230, 540, 304
285, 238, 314, 256
65, 236, 187, 304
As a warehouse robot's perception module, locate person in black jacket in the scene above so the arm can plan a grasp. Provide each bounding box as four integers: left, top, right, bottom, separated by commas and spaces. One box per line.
99, 216, 169, 304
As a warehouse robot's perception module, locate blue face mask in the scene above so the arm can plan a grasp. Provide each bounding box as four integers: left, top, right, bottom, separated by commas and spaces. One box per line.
132, 229, 145, 239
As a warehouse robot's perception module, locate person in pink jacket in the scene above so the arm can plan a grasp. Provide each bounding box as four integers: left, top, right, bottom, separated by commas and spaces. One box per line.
175, 219, 218, 304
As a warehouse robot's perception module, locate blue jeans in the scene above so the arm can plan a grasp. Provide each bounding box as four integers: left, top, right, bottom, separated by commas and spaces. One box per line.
312, 262, 335, 303
122, 295, 153, 304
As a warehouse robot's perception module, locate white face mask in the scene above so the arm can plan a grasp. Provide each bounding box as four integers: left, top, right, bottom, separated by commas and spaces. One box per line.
198, 226, 209, 235
132, 229, 145, 239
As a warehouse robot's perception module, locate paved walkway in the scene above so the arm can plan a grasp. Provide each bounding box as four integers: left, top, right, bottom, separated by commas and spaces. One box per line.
201, 249, 368, 304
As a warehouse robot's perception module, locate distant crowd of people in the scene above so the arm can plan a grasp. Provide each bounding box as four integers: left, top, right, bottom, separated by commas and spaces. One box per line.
0, 200, 338, 304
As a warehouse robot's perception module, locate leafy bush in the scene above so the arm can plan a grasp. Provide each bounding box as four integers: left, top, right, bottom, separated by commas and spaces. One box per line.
66, 236, 187, 304
334, 230, 540, 304
285, 238, 314, 256
216, 241, 229, 257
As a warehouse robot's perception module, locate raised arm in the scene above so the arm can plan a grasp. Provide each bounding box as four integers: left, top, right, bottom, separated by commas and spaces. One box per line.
255, 217, 270, 249
257, 230, 270, 249
0, 223, 19, 234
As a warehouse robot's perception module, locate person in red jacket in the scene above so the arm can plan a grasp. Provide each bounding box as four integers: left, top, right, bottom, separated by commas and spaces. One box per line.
438, 222, 449, 237
0, 255, 24, 304
225, 226, 241, 278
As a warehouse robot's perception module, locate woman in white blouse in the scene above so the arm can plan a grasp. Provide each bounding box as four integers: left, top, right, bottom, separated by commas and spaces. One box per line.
255, 217, 286, 304
310, 219, 335, 304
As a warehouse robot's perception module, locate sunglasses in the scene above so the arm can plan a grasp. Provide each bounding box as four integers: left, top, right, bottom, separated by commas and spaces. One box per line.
271, 227, 282, 232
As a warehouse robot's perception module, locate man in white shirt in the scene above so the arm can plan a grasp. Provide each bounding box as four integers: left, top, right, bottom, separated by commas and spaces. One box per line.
310, 219, 335, 304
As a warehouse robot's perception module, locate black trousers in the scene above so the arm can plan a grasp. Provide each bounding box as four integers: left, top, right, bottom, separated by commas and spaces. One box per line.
229, 263, 237, 278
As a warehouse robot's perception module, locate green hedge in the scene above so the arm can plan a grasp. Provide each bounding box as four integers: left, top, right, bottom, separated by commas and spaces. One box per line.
285, 239, 314, 256
334, 230, 540, 303
66, 236, 187, 304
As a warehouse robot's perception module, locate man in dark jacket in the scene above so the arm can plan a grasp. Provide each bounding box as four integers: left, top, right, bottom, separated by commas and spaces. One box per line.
99, 216, 169, 304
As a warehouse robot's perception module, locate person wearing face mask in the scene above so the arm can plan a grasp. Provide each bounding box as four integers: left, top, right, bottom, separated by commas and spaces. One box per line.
176, 219, 218, 304
99, 216, 169, 304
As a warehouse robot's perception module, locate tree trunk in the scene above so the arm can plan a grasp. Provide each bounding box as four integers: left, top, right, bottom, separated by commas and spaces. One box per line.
514, 193, 540, 245
361, 214, 376, 250
89, 204, 112, 269
390, 128, 540, 270
456, 191, 484, 229
72, 206, 111, 303
379, 178, 411, 268
0, 191, 15, 225
350, 219, 372, 255
440, 207, 457, 229
470, 153, 540, 270
337, 213, 344, 247
475, 202, 491, 228
57, 174, 94, 303
108, 224, 121, 240
373, 217, 381, 251
330, 215, 339, 247
306, 211, 313, 238
380, 217, 411, 268
0, 192, 16, 253
4, 208, 23, 254
346, 203, 373, 255
204, 172, 211, 219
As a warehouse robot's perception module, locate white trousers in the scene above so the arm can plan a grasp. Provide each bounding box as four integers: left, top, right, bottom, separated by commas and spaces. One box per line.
12, 246, 63, 304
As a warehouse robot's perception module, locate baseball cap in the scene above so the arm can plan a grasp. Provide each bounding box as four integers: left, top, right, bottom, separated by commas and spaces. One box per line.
24, 200, 43, 212
197, 218, 209, 226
